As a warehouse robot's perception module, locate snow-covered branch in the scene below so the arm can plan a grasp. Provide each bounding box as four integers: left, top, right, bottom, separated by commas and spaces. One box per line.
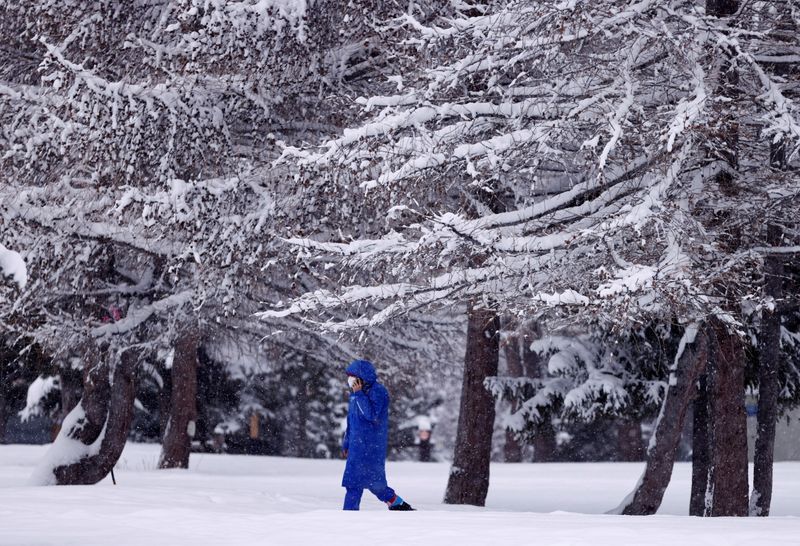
91, 290, 194, 337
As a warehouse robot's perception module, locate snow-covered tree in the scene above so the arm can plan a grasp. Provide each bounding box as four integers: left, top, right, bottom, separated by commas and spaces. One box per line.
271, 0, 799, 325
265, 0, 800, 512
490, 321, 675, 442
1, 0, 458, 482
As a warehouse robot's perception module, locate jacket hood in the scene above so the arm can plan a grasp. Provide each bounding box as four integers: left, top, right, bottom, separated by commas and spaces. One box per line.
346, 359, 378, 384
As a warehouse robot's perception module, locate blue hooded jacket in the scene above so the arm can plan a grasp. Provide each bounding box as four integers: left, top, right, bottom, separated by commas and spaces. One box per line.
342, 360, 390, 488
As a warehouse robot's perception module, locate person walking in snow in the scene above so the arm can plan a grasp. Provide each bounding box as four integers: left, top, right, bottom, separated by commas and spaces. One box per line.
341, 359, 414, 511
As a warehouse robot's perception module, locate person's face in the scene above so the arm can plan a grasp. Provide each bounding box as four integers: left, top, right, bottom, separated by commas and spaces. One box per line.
347, 376, 358, 389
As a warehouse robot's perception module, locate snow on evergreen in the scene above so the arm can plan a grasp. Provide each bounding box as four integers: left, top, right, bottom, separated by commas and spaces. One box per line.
0, 243, 26, 290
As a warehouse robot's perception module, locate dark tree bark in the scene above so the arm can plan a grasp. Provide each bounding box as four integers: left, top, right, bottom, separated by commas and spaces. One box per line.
0, 339, 22, 443
690, 373, 711, 516
296, 365, 312, 458
503, 422, 522, 463
619, 326, 709, 515
617, 420, 644, 462
158, 364, 172, 440
532, 423, 556, 463
687, 0, 748, 518
521, 323, 542, 379
444, 302, 500, 506
503, 331, 523, 463
689, 322, 749, 517
751, 225, 784, 516
707, 0, 739, 16
51, 347, 138, 485
56, 364, 84, 439
297, 388, 311, 457
705, 321, 749, 517
62, 348, 109, 444
749, 8, 793, 499
159, 331, 199, 469
521, 323, 556, 463
705, 0, 740, 200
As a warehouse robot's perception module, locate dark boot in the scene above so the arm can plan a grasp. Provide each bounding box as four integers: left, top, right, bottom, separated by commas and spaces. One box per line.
388, 501, 415, 511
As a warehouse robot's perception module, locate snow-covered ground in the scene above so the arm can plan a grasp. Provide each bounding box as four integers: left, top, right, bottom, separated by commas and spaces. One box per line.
1, 443, 799, 545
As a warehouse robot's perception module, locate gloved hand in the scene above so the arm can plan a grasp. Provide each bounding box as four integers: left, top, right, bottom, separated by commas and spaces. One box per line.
348, 376, 363, 392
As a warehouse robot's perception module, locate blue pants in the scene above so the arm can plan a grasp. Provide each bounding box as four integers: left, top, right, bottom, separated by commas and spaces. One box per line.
343, 485, 396, 510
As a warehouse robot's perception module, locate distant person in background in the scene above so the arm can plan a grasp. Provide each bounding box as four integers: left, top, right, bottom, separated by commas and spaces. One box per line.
416, 417, 433, 462
341, 359, 414, 511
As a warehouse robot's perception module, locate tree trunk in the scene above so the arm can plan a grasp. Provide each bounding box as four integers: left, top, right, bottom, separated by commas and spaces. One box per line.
503, 331, 523, 463
617, 325, 709, 515
159, 363, 172, 441
521, 326, 556, 463
52, 348, 138, 485
444, 302, 500, 506
0, 338, 20, 444
532, 422, 556, 463
689, 0, 748, 518
617, 420, 644, 462
705, 321, 749, 517
55, 364, 83, 439
503, 421, 522, 462
690, 373, 711, 516
297, 385, 311, 457
296, 358, 312, 458
704, 0, 739, 191
29, 345, 138, 485
159, 332, 198, 469
521, 322, 542, 379
751, 227, 784, 515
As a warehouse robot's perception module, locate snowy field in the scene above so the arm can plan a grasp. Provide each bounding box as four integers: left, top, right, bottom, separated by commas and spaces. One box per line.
1, 444, 799, 545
